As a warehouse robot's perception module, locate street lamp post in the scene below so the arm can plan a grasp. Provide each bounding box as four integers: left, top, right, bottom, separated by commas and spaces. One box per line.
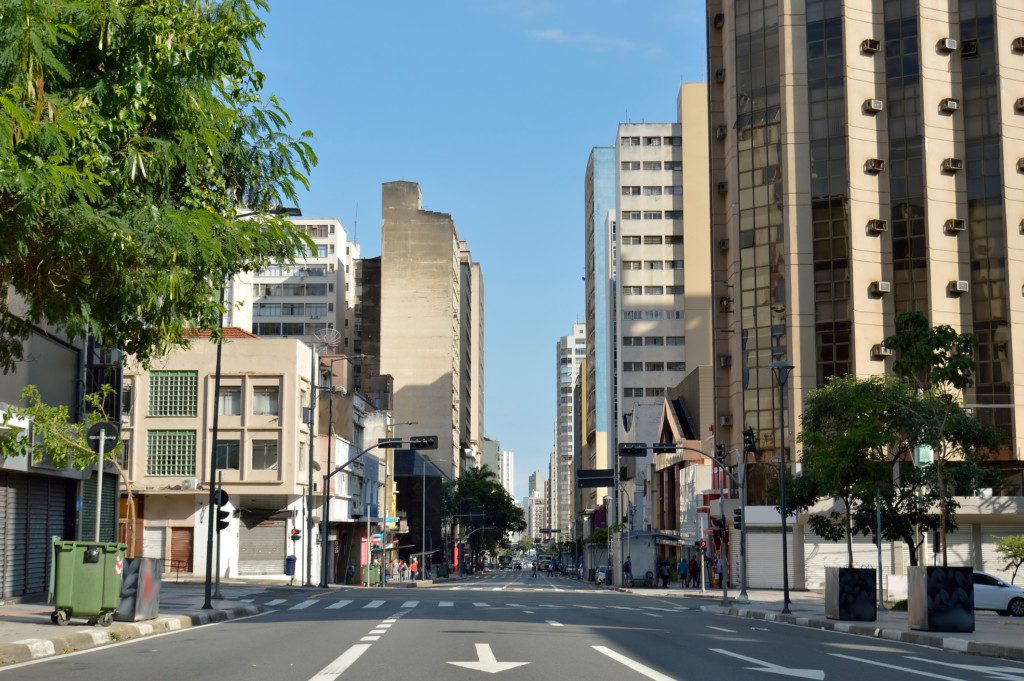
771, 360, 795, 615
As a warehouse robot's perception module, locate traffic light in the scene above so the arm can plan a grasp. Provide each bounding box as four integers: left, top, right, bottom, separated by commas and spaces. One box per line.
714, 443, 726, 462
697, 539, 707, 551
743, 427, 758, 454
651, 443, 676, 454
410, 435, 438, 450
217, 509, 230, 532
732, 508, 743, 530
618, 442, 648, 457
712, 517, 726, 539
214, 488, 230, 533
290, 528, 302, 542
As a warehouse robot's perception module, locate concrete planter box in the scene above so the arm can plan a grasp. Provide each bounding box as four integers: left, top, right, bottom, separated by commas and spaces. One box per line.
825, 567, 876, 621
908, 566, 974, 632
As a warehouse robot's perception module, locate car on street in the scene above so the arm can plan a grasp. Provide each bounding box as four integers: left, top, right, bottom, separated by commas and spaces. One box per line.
973, 571, 1024, 616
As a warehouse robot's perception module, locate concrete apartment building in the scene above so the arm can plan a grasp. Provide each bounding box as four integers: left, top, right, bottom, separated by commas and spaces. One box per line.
379, 181, 484, 480
224, 217, 359, 351
498, 449, 514, 499
553, 323, 586, 533
706, 0, 1024, 589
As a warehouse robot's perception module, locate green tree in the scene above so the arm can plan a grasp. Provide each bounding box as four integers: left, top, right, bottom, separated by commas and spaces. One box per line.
516, 536, 534, 554
446, 465, 526, 560
995, 535, 1024, 585
0, 0, 316, 371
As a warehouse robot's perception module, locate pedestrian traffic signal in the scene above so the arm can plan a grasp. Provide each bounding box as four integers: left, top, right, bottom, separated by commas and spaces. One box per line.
290, 528, 302, 541
410, 435, 438, 450
697, 539, 707, 551
217, 509, 230, 532
732, 508, 743, 530
715, 443, 726, 462
743, 427, 758, 454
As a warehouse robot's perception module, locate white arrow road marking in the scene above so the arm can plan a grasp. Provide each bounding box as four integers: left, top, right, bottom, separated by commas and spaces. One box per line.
592, 646, 678, 681
309, 643, 371, 680
447, 643, 529, 674
903, 657, 1024, 680
706, 625, 736, 633
712, 649, 825, 680
828, 654, 964, 681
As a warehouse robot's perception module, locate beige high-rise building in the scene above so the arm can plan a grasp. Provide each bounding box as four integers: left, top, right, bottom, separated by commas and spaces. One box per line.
707, 0, 1024, 588
379, 181, 483, 479
553, 323, 585, 533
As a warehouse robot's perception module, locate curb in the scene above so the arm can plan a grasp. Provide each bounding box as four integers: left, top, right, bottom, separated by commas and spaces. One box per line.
0, 604, 266, 667
699, 604, 1024, 662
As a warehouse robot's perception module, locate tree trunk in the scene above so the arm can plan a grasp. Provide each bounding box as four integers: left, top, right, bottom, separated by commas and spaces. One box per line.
903, 530, 919, 566
936, 460, 948, 567
845, 498, 854, 569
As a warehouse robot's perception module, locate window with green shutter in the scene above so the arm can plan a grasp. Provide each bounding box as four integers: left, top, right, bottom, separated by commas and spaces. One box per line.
149, 371, 198, 417
147, 430, 196, 476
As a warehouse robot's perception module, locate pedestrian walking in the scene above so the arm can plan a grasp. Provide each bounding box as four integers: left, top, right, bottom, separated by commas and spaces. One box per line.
623, 555, 633, 584
688, 557, 699, 588
716, 555, 725, 588
410, 559, 419, 580
346, 563, 356, 585
659, 562, 670, 589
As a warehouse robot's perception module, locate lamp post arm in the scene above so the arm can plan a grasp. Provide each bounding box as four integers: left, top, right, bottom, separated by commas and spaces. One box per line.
671, 446, 742, 486
326, 439, 402, 482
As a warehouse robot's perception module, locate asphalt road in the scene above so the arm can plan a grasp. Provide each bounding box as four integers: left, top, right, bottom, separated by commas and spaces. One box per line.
6, 571, 1024, 680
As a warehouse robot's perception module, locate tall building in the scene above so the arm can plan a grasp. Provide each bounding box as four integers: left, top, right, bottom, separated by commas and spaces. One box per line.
225, 217, 359, 351
707, 0, 1024, 588
498, 450, 514, 499
553, 323, 585, 533
379, 181, 483, 479
581, 147, 617, 528
353, 256, 381, 396
528, 469, 542, 497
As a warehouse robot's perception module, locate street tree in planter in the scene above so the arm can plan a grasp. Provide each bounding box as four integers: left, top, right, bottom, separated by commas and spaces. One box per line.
995, 536, 1024, 585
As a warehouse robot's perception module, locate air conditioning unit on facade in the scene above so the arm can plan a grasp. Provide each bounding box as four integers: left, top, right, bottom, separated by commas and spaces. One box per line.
719, 296, 734, 312
715, 125, 728, 140
1016, 98, 1024, 114
937, 37, 959, 53
949, 280, 970, 295
861, 38, 881, 54
1013, 36, 1024, 53
870, 280, 892, 296
940, 98, 960, 113
864, 158, 886, 174
942, 157, 964, 173
1017, 158, 1024, 173
867, 219, 888, 234
718, 238, 730, 251
718, 355, 732, 368
944, 218, 967, 234
717, 181, 728, 195
181, 478, 200, 491
864, 99, 885, 114
714, 13, 725, 28
719, 414, 733, 427
871, 344, 893, 359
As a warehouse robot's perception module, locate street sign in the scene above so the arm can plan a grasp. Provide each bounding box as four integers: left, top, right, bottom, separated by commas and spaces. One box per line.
86, 421, 119, 454
385, 516, 400, 523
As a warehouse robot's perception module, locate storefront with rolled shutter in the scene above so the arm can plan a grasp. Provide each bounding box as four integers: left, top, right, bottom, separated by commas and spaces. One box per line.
0, 471, 76, 598
238, 512, 287, 575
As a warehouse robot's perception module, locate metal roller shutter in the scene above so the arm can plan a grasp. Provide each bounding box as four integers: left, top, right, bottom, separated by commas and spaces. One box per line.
0, 472, 71, 598
732, 529, 795, 589
143, 527, 166, 560
170, 527, 194, 573
238, 516, 286, 576
3, 473, 28, 597
981, 524, 1024, 583
804, 535, 895, 590
0, 473, 8, 596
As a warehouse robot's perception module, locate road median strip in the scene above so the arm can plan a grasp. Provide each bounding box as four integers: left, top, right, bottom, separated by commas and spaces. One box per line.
0, 603, 266, 666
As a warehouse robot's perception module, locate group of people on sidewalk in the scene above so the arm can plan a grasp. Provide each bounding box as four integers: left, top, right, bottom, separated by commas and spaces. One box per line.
620, 554, 726, 589
345, 558, 423, 585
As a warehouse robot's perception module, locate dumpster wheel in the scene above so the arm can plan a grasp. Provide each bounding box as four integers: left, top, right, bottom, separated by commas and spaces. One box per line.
97, 612, 114, 627
50, 610, 69, 626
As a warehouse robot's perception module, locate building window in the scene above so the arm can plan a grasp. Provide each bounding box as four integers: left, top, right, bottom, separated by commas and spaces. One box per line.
307, 303, 328, 317
665, 210, 683, 219
644, 286, 664, 295
218, 387, 241, 416
622, 336, 643, 346
665, 235, 683, 245
668, 362, 687, 372
645, 387, 666, 397
666, 260, 684, 269
146, 430, 196, 476
621, 161, 640, 170
645, 362, 665, 371
251, 439, 279, 470
643, 211, 663, 220
665, 311, 681, 319
643, 161, 662, 170
622, 186, 641, 196
665, 161, 682, 171
664, 186, 683, 195
148, 372, 198, 417
644, 261, 663, 270
622, 286, 643, 295
623, 362, 644, 372
623, 310, 643, 320
644, 336, 664, 346
255, 323, 282, 335
667, 336, 685, 346
621, 211, 641, 220
621, 136, 640, 146
643, 236, 663, 245
643, 136, 661, 146
281, 323, 304, 335
622, 260, 642, 270
253, 386, 280, 415
663, 136, 681, 146
307, 284, 328, 296
667, 285, 685, 295
642, 186, 663, 196
281, 303, 304, 316
215, 440, 240, 470
623, 388, 644, 397
643, 310, 664, 320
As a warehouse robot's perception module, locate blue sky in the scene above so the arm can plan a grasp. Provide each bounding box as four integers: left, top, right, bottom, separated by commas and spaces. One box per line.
258, 1, 707, 499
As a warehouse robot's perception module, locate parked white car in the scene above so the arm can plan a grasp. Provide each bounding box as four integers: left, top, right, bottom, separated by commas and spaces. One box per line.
973, 571, 1024, 617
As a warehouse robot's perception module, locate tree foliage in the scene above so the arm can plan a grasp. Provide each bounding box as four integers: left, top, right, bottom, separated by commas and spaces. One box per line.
995, 535, 1024, 585
445, 465, 526, 556
0, 0, 316, 371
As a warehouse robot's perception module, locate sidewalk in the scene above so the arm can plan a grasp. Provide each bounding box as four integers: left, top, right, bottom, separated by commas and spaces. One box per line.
0, 587, 266, 667
620, 584, 1024, 662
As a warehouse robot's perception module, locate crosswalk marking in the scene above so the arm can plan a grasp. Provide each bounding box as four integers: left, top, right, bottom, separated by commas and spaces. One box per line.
363, 600, 385, 609
401, 601, 419, 609
576, 605, 599, 609
439, 601, 453, 607
473, 602, 489, 607
360, 636, 380, 642
327, 600, 353, 609
290, 600, 317, 610
308, 643, 371, 681
239, 598, 255, 603
266, 598, 287, 606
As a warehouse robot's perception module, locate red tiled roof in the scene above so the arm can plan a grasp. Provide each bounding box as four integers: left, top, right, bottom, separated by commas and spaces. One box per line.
189, 327, 259, 339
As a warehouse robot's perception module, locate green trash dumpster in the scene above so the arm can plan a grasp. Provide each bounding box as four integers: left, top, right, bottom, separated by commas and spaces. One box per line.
50, 540, 127, 626
363, 564, 380, 586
